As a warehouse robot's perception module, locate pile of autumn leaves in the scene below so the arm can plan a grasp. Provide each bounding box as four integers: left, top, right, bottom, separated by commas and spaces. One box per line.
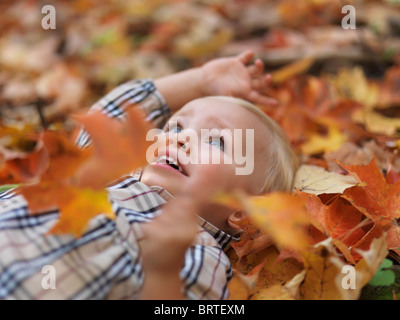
0, 65, 400, 300
222, 63, 400, 300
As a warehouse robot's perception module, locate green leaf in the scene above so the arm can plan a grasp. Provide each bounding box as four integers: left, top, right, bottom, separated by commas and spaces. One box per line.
368, 259, 396, 287
380, 259, 393, 269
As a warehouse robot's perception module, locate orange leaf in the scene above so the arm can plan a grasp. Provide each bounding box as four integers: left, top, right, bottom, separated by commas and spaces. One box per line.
215, 192, 310, 252
339, 159, 400, 251
19, 182, 72, 213
73, 108, 153, 189
299, 192, 366, 258
40, 131, 91, 182
19, 183, 113, 237
271, 57, 314, 84
246, 193, 310, 251
0, 140, 48, 184
49, 187, 114, 237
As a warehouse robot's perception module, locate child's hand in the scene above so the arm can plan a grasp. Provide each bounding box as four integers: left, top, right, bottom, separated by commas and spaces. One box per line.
139, 190, 203, 299
140, 196, 198, 275
140, 168, 217, 275
139, 168, 226, 299
200, 50, 277, 107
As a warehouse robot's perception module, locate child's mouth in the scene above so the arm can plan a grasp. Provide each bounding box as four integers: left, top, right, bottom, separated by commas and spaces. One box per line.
152, 155, 186, 176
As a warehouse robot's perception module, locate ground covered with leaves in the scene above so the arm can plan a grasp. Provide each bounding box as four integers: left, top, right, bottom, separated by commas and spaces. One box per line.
0, 0, 400, 300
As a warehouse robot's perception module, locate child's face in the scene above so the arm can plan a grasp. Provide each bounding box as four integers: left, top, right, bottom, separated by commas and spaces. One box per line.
141, 97, 269, 230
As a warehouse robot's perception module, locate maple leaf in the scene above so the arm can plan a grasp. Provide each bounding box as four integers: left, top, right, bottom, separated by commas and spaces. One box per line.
19, 183, 113, 237
0, 142, 48, 185
0, 125, 48, 184
339, 158, 400, 252
73, 108, 153, 189
12, 108, 153, 237
245, 193, 311, 251
39, 130, 92, 182
299, 191, 367, 263
214, 191, 311, 252
49, 187, 114, 237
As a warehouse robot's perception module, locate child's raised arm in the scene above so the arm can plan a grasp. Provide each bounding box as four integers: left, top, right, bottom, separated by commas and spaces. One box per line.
139, 167, 233, 300
139, 196, 198, 300
154, 50, 277, 112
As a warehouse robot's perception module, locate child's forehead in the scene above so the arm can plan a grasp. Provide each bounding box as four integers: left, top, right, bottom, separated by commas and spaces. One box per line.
175, 98, 267, 133
177, 97, 250, 120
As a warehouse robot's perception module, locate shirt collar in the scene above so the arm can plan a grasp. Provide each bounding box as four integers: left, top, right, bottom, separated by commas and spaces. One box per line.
133, 169, 239, 251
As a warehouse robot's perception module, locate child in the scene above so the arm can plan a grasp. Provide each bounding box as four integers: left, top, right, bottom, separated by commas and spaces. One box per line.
0, 51, 298, 300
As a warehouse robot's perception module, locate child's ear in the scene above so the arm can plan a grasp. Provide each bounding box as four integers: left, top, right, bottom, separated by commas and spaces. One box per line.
227, 210, 247, 232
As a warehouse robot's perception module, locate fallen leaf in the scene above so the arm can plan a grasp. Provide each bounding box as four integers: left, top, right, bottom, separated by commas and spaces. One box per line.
339, 159, 400, 252
299, 191, 367, 263
352, 109, 400, 137
294, 164, 357, 195
340, 159, 400, 222
328, 66, 379, 110
299, 238, 344, 300
0, 140, 48, 184
215, 191, 311, 253
271, 57, 315, 84
354, 236, 388, 294
301, 125, 347, 155
245, 193, 311, 251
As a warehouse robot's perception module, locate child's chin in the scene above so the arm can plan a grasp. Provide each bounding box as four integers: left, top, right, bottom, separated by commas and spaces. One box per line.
140, 169, 183, 195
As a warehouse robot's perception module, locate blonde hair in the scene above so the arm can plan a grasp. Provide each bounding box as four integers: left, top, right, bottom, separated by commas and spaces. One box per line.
208, 96, 299, 194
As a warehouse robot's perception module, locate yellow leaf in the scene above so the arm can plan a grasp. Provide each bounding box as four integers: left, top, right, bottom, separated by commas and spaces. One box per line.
245, 193, 310, 251
294, 164, 357, 195
328, 67, 379, 109
352, 109, 400, 137
271, 57, 315, 84
49, 188, 114, 237
299, 239, 344, 300
331, 236, 388, 300
300, 236, 387, 300
301, 126, 347, 155
250, 285, 295, 300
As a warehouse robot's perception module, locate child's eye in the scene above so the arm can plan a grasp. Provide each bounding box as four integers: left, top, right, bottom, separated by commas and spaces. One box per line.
166, 123, 182, 133
169, 126, 182, 133
209, 137, 224, 151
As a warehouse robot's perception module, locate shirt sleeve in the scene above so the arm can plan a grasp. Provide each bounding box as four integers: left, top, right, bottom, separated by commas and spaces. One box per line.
75, 78, 171, 148
181, 245, 233, 300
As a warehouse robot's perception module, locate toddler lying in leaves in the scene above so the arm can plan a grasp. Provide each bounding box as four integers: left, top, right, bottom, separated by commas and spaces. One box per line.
0, 51, 298, 300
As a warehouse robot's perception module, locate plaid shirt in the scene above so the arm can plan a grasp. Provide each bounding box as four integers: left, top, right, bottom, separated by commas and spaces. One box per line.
0, 79, 235, 300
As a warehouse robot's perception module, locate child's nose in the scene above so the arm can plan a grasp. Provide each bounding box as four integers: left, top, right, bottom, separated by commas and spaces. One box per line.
165, 132, 190, 153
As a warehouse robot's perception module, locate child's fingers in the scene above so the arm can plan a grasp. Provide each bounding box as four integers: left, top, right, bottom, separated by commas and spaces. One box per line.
264, 73, 272, 86
247, 59, 264, 77
248, 90, 278, 107
237, 50, 254, 65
